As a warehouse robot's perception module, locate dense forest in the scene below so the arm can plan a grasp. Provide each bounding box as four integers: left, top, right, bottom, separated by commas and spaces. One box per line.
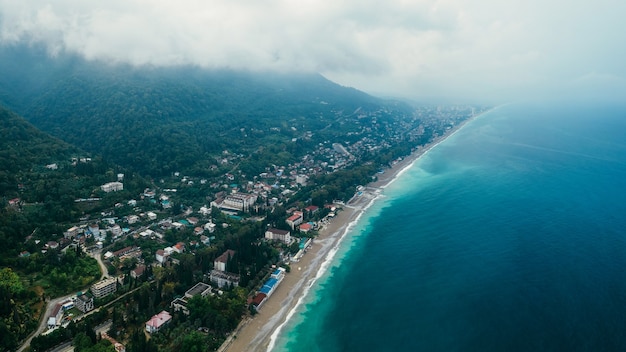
0, 45, 413, 178
0, 106, 147, 259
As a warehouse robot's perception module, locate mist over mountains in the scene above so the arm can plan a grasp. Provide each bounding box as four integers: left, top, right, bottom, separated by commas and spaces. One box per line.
0, 45, 412, 177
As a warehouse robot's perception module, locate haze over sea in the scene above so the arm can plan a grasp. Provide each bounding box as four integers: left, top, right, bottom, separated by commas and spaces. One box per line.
272, 103, 626, 351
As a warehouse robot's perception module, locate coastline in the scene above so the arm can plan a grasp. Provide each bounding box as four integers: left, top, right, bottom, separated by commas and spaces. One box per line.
222, 111, 485, 352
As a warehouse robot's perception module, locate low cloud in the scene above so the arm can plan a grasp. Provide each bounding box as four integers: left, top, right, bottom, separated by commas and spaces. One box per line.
1, 0, 625, 103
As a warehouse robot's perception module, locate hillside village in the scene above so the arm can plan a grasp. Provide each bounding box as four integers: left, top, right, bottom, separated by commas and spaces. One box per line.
10, 104, 484, 351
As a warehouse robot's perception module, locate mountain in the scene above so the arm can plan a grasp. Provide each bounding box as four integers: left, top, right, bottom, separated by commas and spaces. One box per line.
0, 105, 146, 257
0, 45, 413, 177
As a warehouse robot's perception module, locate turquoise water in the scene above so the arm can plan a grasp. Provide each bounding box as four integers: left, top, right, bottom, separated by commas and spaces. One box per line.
272, 104, 626, 351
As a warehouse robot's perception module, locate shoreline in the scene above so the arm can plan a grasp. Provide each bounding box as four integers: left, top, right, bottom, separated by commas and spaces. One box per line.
222, 111, 486, 352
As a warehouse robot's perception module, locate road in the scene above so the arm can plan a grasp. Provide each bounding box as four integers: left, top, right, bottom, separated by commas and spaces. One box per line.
17, 292, 75, 352
17, 249, 107, 352
90, 249, 109, 280
33, 321, 112, 352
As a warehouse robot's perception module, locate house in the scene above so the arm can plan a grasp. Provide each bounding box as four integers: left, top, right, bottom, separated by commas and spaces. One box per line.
46, 241, 59, 250
139, 229, 154, 238
305, 205, 319, 214
48, 303, 64, 328
131, 264, 146, 279
214, 249, 236, 272
64, 226, 83, 239
101, 182, 124, 193
200, 235, 211, 246
112, 246, 140, 259
173, 242, 185, 254
204, 221, 216, 233
194, 226, 204, 236
127, 215, 139, 224
295, 174, 308, 186
143, 189, 156, 198
299, 223, 313, 233
199, 206, 211, 216
8, 198, 21, 207
147, 212, 157, 220
286, 211, 303, 229
91, 277, 117, 299
145, 311, 172, 334
75, 294, 94, 313
108, 224, 122, 238
186, 217, 199, 226
265, 228, 291, 244
155, 249, 169, 265
87, 224, 100, 238
250, 293, 267, 310
171, 222, 185, 230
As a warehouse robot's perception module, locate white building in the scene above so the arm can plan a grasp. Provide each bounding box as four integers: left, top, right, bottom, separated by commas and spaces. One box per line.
156, 249, 169, 265
101, 182, 124, 193
145, 311, 172, 334
214, 249, 236, 272
295, 174, 308, 186
127, 215, 139, 224
76, 294, 94, 313
286, 211, 303, 230
91, 277, 118, 299
210, 270, 240, 288
265, 228, 291, 244
220, 192, 258, 212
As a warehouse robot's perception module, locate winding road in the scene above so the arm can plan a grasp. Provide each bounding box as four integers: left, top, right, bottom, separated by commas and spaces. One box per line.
17, 249, 108, 352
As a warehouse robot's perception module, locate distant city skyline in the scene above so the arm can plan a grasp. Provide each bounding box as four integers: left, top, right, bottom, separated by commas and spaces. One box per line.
1, 0, 625, 103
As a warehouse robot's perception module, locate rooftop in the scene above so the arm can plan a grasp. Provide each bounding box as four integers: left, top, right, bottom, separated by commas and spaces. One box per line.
215, 249, 236, 264
185, 282, 212, 297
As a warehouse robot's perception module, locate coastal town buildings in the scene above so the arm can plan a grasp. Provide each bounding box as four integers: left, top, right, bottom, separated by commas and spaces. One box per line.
286, 211, 303, 230
75, 294, 94, 313
214, 249, 236, 272
101, 182, 124, 193
145, 311, 172, 334
212, 192, 257, 212
265, 228, 291, 244
17, 103, 482, 349
171, 282, 214, 315
210, 270, 240, 288
91, 277, 118, 299
250, 268, 286, 310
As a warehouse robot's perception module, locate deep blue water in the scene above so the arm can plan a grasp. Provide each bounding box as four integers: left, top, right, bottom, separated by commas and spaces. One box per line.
272, 104, 626, 351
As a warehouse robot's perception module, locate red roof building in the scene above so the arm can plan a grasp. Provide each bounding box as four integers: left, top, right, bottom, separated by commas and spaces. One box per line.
145, 311, 172, 334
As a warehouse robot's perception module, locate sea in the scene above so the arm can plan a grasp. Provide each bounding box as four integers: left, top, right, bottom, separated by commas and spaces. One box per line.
270, 103, 626, 351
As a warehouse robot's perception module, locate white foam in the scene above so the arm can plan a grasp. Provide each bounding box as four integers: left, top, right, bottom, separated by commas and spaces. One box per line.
267, 191, 382, 351
266, 111, 493, 351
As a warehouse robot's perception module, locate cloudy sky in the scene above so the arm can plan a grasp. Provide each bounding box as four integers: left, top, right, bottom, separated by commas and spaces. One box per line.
1, 0, 625, 103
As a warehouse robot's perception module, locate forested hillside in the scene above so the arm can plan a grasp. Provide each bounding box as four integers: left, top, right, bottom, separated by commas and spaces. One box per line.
0, 106, 146, 260
0, 45, 413, 178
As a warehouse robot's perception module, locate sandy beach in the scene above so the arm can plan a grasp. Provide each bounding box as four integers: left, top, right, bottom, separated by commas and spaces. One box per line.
221, 116, 478, 352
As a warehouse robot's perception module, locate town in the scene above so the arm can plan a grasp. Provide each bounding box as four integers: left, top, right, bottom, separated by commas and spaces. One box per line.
12, 104, 484, 352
